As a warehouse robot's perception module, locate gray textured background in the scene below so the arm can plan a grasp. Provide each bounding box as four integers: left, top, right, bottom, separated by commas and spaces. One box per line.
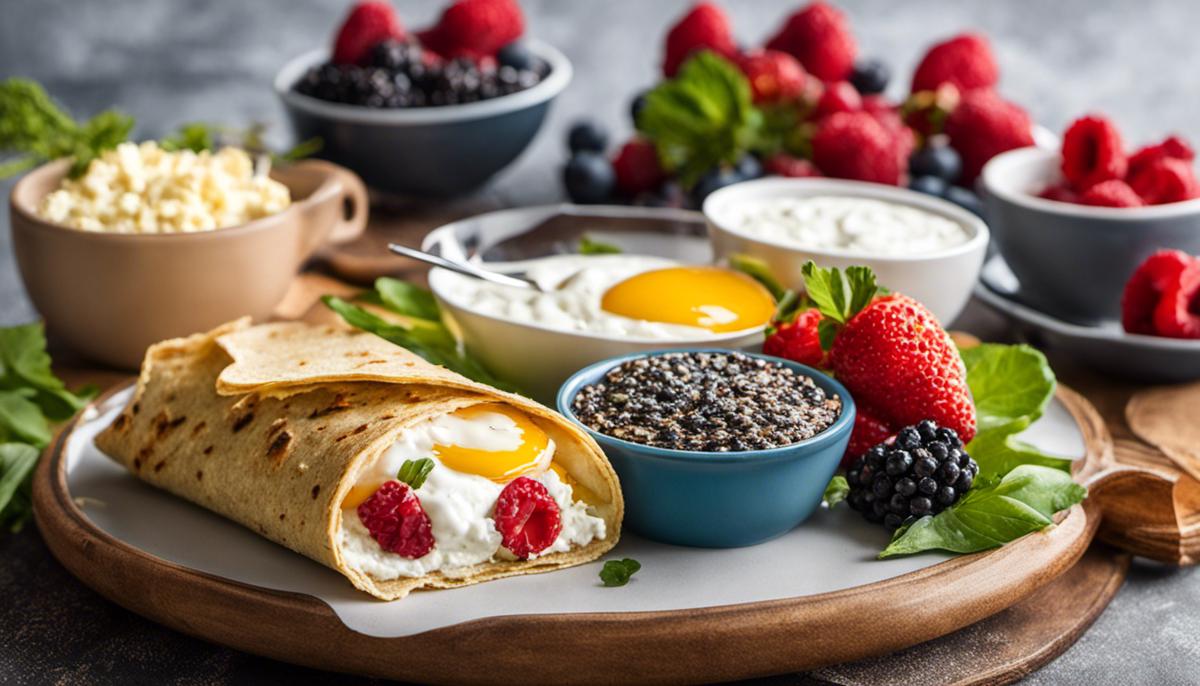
2, 0, 1199, 683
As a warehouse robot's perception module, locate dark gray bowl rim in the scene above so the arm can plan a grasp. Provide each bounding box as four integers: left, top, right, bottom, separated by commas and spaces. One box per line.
556, 348, 856, 464
273, 40, 572, 126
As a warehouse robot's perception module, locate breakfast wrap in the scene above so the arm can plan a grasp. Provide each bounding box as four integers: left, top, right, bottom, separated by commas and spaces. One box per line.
94, 320, 623, 600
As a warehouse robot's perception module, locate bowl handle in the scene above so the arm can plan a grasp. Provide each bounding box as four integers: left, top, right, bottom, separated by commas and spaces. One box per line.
289, 159, 369, 254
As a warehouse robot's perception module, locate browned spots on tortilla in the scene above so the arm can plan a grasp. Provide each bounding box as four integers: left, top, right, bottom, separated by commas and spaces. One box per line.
232, 413, 255, 433
133, 458, 142, 470
279, 513, 286, 521
191, 421, 207, 436
229, 394, 258, 433
344, 350, 371, 358
267, 418, 288, 437
153, 460, 166, 473
336, 424, 369, 442
196, 470, 203, 481
315, 425, 326, 432
267, 430, 293, 466
379, 414, 395, 421
154, 411, 187, 437
165, 393, 177, 402
203, 445, 214, 455
298, 360, 308, 366
111, 413, 129, 431
311, 485, 321, 499
309, 393, 352, 419
268, 331, 279, 339
132, 403, 141, 415
136, 446, 153, 468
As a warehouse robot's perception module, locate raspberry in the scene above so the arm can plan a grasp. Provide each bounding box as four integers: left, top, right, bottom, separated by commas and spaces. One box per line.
357, 481, 435, 558
1079, 179, 1144, 208
612, 139, 666, 197
1129, 135, 1195, 179
811, 111, 907, 185
1060, 115, 1127, 190
813, 80, 862, 119
764, 308, 826, 368
418, 0, 523, 60
737, 49, 807, 104
1038, 182, 1078, 203
763, 152, 822, 178
944, 89, 1034, 185
1122, 250, 1195, 335
662, 2, 737, 78
1129, 157, 1199, 205
1154, 261, 1200, 339
333, 1, 406, 66
765, 1, 857, 82
843, 403, 895, 468
910, 33, 998, 94
494, 476, 562, 559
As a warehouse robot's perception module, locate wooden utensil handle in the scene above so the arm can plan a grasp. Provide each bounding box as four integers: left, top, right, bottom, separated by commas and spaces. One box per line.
1081, 464, 1199, 565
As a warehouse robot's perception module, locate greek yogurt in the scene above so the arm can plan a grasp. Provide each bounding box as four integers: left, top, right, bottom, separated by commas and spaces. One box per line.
727, 195, 970, 255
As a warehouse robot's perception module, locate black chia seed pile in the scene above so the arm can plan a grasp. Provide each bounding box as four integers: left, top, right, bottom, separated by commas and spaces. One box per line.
572, 351, 842, 452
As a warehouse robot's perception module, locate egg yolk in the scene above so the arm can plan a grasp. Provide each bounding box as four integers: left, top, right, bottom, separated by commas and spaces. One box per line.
600, 266, 775, 333
433, 404, 550, 483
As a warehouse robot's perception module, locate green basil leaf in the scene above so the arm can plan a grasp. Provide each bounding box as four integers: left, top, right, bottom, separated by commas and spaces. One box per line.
578, 235, 622, 256
879, 465, 1086, 558
961, 344, 1055, 433
0, 390, 51, 448
599, 558, 642, 587
0, 322, 94, 420
0, 443, 39, 531
374, 277, 442, 321
823, 475, 849, 508
967, 416, 1073, 477
397, 458, 435, 490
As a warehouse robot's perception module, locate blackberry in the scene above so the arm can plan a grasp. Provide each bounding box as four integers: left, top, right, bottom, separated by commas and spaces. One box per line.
846, 420, 978, 530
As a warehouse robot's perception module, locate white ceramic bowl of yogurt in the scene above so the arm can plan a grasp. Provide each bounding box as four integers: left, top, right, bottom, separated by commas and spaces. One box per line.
703, 178, 990, 325
424, 205, 769, 403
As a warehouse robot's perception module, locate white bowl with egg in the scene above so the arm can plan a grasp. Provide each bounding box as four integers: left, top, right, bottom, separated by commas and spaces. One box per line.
703, 178, 989, 325
423, 205, 774, 403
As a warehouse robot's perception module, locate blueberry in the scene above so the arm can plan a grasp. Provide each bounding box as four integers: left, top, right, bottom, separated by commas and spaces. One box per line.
497, 41, 535, 71
886, 450, 913, 476
909, 145, 962, 183
850, 58, 890, 95
908, 175, 948, 197
691, 166, 743, 205
736, 154, 763, 181
937, 485, 958, 506
562, 153, 615, 204
944, 186, 985, 217
884, 513, 904, 530
895, 477, 917, 496
630, 89, 650, 126
567, 120, 608, 154
910, 496, 933, 516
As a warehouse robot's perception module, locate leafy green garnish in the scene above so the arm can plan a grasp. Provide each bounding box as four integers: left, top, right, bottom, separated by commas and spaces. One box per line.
823, 475, 849, 508
800, 261, 883, 349
397, 458, 435, 489
578, 235, 622, 255
636, 52, 765, 187
599, 558, 642, 587
0, 444, 39, 533
324, 279, 519, 393
159, 121, 322, 162
879, 465, 1087, 558
0, 78, 134, 178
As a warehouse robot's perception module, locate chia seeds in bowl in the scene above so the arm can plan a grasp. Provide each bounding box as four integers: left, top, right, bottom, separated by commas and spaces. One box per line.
571, 351, 842, 452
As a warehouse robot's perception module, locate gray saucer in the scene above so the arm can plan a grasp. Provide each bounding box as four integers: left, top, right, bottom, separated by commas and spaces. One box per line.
975, 256, 1200, 383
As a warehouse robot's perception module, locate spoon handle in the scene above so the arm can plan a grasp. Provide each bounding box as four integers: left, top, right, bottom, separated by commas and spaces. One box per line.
387, 244, 539, 291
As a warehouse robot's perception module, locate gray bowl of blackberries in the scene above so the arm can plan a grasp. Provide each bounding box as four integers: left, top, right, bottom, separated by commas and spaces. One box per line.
275, 0, 571, 198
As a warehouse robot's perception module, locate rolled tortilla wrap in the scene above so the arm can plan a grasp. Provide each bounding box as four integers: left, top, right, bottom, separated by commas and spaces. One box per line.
94, 320, 623, 600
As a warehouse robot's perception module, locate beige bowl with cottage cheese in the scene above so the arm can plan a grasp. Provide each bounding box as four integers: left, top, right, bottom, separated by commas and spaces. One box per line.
703, 178, 989, 325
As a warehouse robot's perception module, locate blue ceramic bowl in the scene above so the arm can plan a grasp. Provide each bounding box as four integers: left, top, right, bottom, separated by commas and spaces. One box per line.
557, 349, 855, 548
273, 41, 571, 198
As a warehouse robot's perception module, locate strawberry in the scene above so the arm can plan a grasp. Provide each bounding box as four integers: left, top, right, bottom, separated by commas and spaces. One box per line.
1154, 260, 1200, 339
813, 80, 862, 119
612, 139, 666, 197
1128, 135, 1195, 179
764, 308, 827, 369
737, 49, 807, 104
765, 1, 857, 82
333, 1, 406, 66
843, 404, 896, 467
418, 0, 523, 60
801, 262, 977, 444
1121, 250, 1195, 335
1079, 179, 1144, 208
1129, 157, 1199, 205
944, 89, 1034, 184
763, 152, 823, 178
910, 33, 998, 94
1060, 115, 1127, 190
662, 2, 737, 78
811, 111, 907, 185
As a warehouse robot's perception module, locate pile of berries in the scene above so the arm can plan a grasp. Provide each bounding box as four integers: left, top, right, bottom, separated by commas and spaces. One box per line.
1121, 250, 1200, 339
561, 1, 1036, 214
294, 0, 547, 109
846, 420, 979, 530
1039, 115, 1198, 208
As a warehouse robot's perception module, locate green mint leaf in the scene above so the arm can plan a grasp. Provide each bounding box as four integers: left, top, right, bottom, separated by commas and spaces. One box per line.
879, 465, 1086, 558
397, 458, 435, 489
0, 390, 51, 448
961, 344, 1056, 434
0, 443, 39, 532
728, 253, 786, 302
374, 277, 442, 321
0, 322, 95, 421
637, 51, 762, 187
599, 558, 642, 587
823, 475, 849, 508
578, 235, 622, 255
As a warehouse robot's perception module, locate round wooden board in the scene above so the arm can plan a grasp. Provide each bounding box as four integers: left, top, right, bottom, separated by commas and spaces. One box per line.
34, 386, 1114, 686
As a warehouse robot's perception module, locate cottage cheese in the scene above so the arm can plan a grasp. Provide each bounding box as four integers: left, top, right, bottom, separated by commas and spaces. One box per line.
38, 141, 291, 233
727, 195, 970, 255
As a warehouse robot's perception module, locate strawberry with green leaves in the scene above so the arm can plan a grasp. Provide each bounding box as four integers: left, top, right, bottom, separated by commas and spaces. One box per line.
800, 262, 977, 445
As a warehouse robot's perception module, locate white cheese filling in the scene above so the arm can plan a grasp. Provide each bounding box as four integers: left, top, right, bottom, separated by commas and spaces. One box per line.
337, 412, 606, 580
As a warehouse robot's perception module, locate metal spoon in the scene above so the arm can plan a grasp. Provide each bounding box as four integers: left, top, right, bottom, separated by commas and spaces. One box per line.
387, 244, 545, 291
